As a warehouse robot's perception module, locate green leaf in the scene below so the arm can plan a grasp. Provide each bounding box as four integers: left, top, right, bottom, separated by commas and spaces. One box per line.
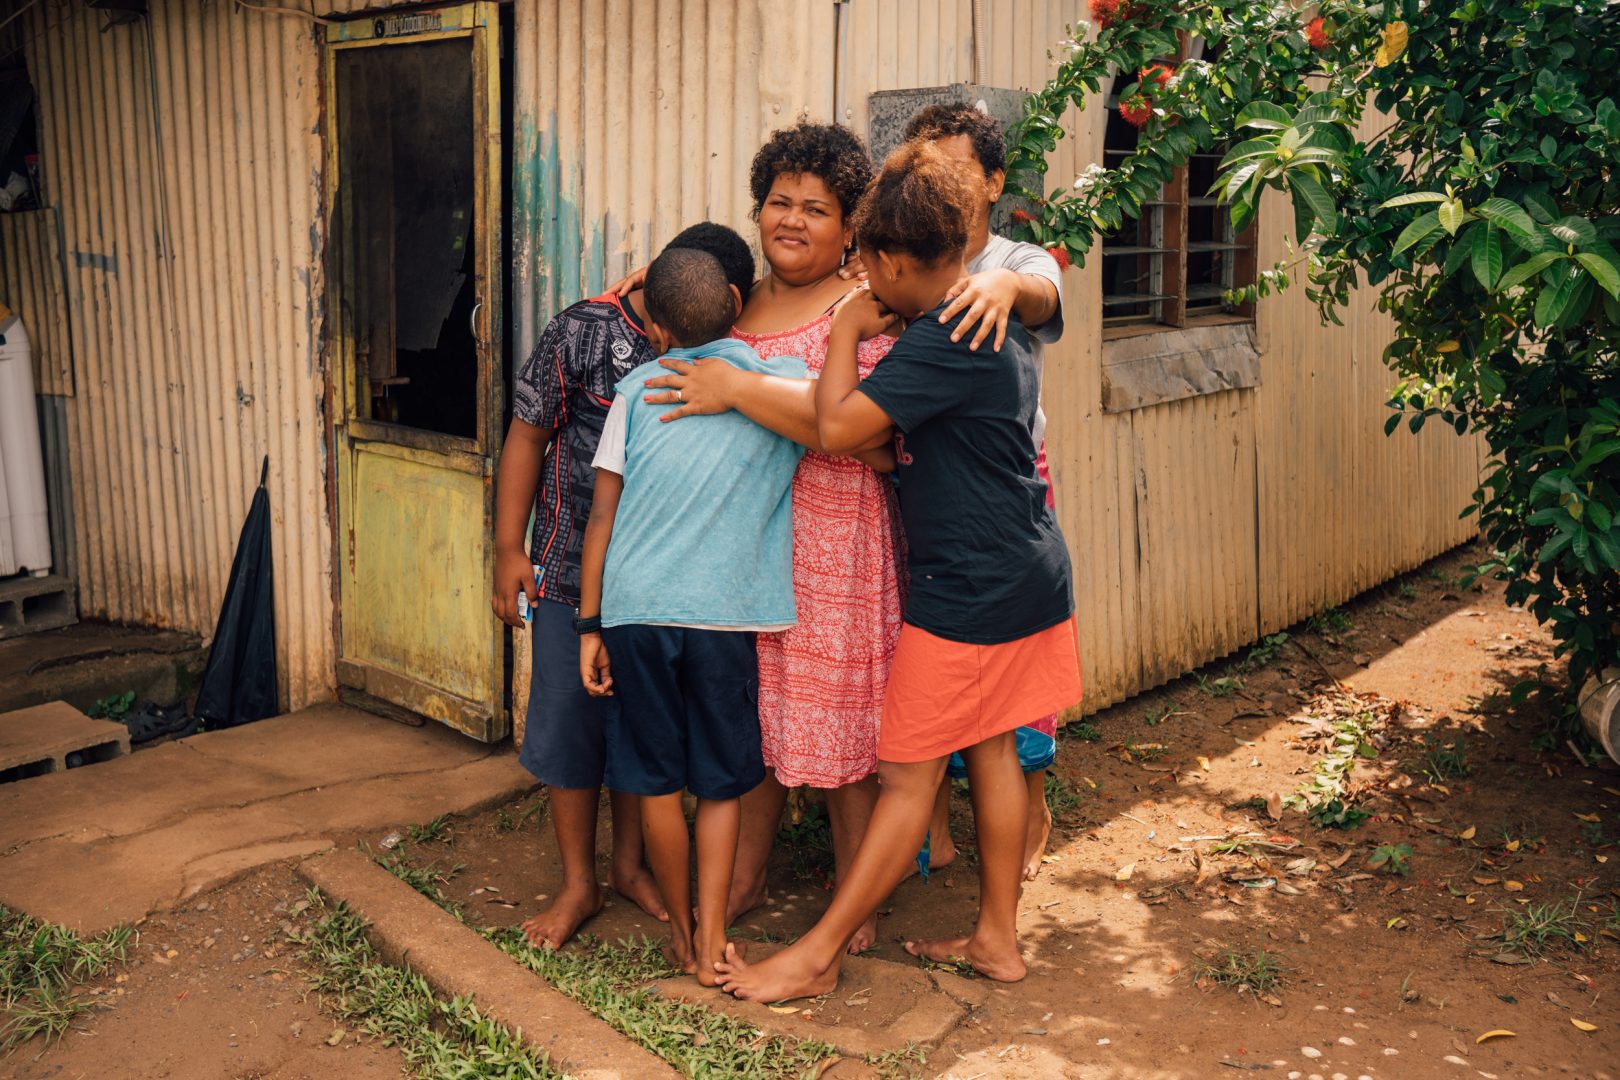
1290, 170, 1337, 231
1522, 189, 1559, 224
1378, 191, 1447, 210
1219, 136, 1281, 168
1292, 187, 1316, 243
1551, 216, 1597, 246
1438, 198, 1468, 236
1496, 251, 1563, 291
1472, 224, 1503, 289
1235, 100, 1292, 131
1474, 198, 1537, 238
1535, 264, 1582, 325
1393, 210, 1442, 256
1574, 252, 1620, 298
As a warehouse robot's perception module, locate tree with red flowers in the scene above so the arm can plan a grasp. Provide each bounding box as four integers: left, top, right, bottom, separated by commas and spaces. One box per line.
1007, 0, 1620, 710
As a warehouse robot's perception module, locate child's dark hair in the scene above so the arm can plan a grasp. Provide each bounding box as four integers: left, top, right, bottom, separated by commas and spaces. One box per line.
666, 221, 755, 298
748, 122, 874, 220
903, 102, 1006, 177
643, 248, 735, 347
851, 140, 974, 267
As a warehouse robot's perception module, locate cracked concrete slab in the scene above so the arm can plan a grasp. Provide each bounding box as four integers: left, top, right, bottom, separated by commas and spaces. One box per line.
0, 705, 536, 932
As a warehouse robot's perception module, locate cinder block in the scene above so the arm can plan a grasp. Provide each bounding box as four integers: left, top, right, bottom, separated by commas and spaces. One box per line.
0, 574, 77, 640
0, 700, 129, 784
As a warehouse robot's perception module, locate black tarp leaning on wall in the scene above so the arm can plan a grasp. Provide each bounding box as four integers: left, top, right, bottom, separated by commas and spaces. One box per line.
194, 456, 278, 728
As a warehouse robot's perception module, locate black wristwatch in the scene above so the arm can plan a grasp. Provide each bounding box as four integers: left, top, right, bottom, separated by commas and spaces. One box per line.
572, 610, 602, 636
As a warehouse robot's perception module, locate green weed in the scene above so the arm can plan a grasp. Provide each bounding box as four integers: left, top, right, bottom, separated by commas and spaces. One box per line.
365, 845, 464, 914
865, 1042, 929, 1079
1196, 945, 1286, 997
1142, 700, 1185, 727
1196, 674, 1244, 698
1368, 843, 1413, 876
1418, 735, 1471, 783
1498, 897, 1588, 958
1307, 607, 1354, 639
0, 907, 133, 1055
1241, 632, 1291, 671
295, 895, 561, 1078
406, 816, 453, 845
85, 690, 135, 723
1066, 721, 1102, 742
1044, 773, 1086, 825
1397, 583, 1418, 600
776, 802, 836, 882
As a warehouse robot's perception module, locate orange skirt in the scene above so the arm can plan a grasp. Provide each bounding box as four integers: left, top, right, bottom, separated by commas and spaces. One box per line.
878, 618, 1083, 763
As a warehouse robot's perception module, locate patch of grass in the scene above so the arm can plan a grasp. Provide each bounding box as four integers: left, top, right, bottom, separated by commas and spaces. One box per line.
1044, 772, 1086, 825
1397, 582, 1418, 600
1498, 896, 1588, 958
1196, 945, 1285, 997
294, 894, 563, 1078
915, 953, 977, 978
1121, 740, 1169, 762
489, 929, 838, 1077
493, 808, 514, 833
865, 1042, 929, 1078
365, 844, 465, 914
1065, 721, 1102, 742
1368, 842, 1413, 876
1240, 632, 1291, 671
776, 801, 836, 882
406, 815, 453, 845
1306, 606, 1354, 639
1418, 735, 1471, 783
1195, 674, 1244, 698
0, 907, 133, 1056
1142, 700, 1185, 727
1495, 820, 1546, 853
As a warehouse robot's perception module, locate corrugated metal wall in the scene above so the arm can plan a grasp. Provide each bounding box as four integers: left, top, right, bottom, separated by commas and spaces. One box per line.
0, 207, 73, 395
6, 0, 333, 708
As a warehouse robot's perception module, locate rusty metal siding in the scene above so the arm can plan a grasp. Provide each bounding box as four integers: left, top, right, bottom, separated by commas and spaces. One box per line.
0, 208, 74, 395
10, 0, 333, 709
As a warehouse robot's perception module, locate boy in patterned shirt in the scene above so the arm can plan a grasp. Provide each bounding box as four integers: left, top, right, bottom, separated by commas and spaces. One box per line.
492, 223, 756, 948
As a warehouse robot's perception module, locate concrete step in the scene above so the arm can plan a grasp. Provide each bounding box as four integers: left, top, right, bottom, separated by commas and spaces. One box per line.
0, 700, 129, 785
300, 848, 677, 1079
0, 573, 76, 640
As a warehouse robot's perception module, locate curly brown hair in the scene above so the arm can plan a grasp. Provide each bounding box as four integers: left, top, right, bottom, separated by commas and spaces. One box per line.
748, 122, 874, 221
903, 102, 1006, 177
851, 140, 974, 267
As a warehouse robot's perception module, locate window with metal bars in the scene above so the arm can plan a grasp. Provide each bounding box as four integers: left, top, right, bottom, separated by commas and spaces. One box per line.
1099, 41, 1257, 336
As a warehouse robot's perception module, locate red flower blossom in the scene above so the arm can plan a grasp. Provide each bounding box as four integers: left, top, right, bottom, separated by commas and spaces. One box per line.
1011, 208, 1036, 224
1047, 245, 1072, 271
1088, 0, 1120, 30
1139, 63, 1174, 90
1119, 93, 1153, 128
1306, 16, 1329, 50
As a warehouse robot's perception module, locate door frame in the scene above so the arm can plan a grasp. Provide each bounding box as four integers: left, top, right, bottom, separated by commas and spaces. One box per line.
320, 1, 507, 739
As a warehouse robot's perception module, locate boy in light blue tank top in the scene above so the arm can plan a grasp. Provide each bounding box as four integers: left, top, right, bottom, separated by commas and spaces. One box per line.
575, 242, 805, 986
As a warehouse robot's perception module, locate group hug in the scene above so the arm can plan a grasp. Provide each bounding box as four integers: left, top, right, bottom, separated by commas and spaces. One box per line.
490, 103, 1083, 1004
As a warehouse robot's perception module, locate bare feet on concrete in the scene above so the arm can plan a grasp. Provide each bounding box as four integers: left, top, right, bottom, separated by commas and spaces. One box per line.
715, 940, 839, 1003
521, 881, 604, 949
905, 933, 1027, 982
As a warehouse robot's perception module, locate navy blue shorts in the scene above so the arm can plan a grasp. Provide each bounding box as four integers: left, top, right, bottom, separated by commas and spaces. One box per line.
601, 624, 764, 802
518, 599, 609, 790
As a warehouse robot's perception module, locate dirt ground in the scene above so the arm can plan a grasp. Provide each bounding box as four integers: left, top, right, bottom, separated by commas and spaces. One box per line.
9, 540, 1620, 1079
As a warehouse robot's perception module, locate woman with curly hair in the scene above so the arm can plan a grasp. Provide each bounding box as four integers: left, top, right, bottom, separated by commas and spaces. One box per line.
717, 139, 1081, 1002
617, 122, 902, 953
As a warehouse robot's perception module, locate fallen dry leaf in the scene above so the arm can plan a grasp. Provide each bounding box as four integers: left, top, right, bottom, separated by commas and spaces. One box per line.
1504, 880, 1525, 892
1472, 876, 1500, 886
1458, 825, 1477, 840
1115, 862, 1136, 881
1197, 755, 1213, 771
1475, 1029, 1516, 1044
768, 1004, 802, 1015
1571, 1019, 1598, 1032
1574, 812, 1601, 823
1504, 839, 1521, 853
1603, 786, 1620, 797
1265, 793, 1283, 821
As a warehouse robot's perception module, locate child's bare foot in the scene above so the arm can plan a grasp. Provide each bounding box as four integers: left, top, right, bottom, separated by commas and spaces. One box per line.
846, 911, 880, 954
612, 864, 670, 922
1023, 797, 1053, 881
521, 881, 603, 949
694, 924, 730, 987
724, 877, 769, 925
904, 934, 1026, 982
661, 941, 698, 975
928, 836, 957, 871
715, 940, 839, 1002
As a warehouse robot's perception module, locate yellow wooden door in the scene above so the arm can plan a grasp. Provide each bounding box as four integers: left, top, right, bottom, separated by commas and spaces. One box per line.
325, 4, 506, 741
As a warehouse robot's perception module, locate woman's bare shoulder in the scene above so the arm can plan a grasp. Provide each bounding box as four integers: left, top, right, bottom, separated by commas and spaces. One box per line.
736, 274, 857, 335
